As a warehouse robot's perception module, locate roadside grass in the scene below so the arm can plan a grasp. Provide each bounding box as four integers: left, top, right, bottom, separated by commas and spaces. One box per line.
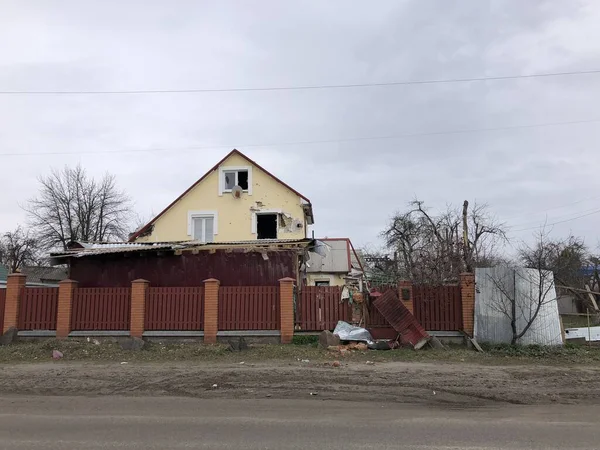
1, 338, 600, 365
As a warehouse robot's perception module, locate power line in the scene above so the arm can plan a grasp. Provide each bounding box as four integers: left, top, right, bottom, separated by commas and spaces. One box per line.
510, 206, 600, 228
511, 208, 600, 233
1, 117, 599, 157
502, 194, 600, 221
1, 69, 600, 95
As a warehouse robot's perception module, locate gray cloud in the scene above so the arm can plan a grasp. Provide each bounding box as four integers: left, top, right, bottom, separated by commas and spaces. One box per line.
1, 0, 600, 253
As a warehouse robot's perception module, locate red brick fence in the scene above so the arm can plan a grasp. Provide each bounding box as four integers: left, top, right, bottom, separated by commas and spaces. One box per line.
0, 275, 296, 343
0, 272, 476, 343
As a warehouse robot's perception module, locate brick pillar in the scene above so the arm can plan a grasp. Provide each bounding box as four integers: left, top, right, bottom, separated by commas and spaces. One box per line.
398, 280, 414, 315
203, 278, 220, 344
460, 272, 476, 336
3, 273, 26, 333
279, 277, 295, 344
56, 279, 78, 338
130, 279, 149, 338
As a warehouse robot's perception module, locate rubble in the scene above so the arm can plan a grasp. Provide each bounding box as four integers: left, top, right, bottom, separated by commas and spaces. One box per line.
319, 330, 340, 348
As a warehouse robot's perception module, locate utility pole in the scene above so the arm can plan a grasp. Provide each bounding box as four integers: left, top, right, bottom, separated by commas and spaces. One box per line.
462, 200, 472, 272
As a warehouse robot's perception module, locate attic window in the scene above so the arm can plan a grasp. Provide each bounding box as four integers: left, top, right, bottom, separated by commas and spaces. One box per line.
219, 166, 252, 195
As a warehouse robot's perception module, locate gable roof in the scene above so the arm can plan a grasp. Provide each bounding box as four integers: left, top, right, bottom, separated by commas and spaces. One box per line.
129, 149, 312, 242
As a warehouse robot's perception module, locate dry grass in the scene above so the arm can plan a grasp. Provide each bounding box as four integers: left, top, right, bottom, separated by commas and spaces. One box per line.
1, 338, 600, 365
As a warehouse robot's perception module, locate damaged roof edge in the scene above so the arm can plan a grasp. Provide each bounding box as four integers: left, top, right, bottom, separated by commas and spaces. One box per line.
50, 238, 316, 262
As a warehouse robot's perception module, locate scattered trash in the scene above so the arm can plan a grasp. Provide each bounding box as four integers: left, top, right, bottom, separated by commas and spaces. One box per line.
86, 337, 91, 343
120, 361, 128, 365
332, 361, 341, 367
333, 321, 375, 345
265, 394, 272, 398
366, 361, 375, 365
52, 350, 63, 360
310, 392, 318, 396
301, 359, 310, 363
93, 339, 101, 346
239, 362, 245, 365
433, 391, 436, 395
212, 384, 218, 389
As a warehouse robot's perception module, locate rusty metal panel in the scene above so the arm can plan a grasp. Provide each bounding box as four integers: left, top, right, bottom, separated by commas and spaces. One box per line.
69, 250, 298, 287
71, 288, 131, 331
146, 287, 204, 331
218, 286, 280, 330
18, 288, 59, 330
373, 289, 429, 348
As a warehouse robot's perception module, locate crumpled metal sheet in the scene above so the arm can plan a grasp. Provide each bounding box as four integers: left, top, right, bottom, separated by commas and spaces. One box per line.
333, 321, 375, 345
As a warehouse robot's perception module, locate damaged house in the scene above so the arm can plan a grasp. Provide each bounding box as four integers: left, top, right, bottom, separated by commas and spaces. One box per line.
52, 149, 320, 286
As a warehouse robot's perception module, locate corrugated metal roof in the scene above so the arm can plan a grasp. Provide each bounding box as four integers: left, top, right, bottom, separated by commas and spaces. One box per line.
52, 238, 313, 259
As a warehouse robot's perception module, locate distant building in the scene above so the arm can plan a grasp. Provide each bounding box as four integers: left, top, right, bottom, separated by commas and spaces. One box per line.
305, 238, 364, 287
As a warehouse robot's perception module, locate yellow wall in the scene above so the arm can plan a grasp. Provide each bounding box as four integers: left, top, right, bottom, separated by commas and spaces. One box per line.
136, 153, 307, 242
306, 273, 347, 287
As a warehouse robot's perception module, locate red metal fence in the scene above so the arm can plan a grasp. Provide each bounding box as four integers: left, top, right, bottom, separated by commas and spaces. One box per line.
413, 284, 463, 331
18, 287, 59, 330
146, 287, 204, 330
296, 286, 351, 331
218, 286, 280, 330
71, 288, 131, 330
0, 289, 5, 332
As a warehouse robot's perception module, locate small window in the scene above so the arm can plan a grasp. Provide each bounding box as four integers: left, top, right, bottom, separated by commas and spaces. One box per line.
223, 170, 248, 191
192, 216, 215, 243
315, 280, 330, 287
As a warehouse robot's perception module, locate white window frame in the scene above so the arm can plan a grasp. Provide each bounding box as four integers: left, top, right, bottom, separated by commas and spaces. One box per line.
251, 209, 282, 235
187, 210, 218, 242
218, 166, 252, 196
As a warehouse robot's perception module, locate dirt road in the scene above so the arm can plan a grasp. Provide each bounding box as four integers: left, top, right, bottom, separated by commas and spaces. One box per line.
1, 396, 598, 449
1, 359, 599, 405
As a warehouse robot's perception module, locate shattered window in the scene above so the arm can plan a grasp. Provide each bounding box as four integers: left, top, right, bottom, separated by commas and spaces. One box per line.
224, 171, 236, 190
237, 170, 249, 190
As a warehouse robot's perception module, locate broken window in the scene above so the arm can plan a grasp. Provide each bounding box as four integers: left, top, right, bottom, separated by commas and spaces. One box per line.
257, 213, 277, 239
237, 170, 249, 190
223, 170, 249, 191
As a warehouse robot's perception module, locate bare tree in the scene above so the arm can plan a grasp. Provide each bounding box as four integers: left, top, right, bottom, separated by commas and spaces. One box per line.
24, 165, 132, 251
487, 230, 561, 345
382, 200, 508, 284
0, 226, 40, 273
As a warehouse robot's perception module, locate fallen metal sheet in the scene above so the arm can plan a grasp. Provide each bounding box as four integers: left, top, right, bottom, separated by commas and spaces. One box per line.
565, 326, 600, 342
333, 321, 374, 345
373, 290, 430, 349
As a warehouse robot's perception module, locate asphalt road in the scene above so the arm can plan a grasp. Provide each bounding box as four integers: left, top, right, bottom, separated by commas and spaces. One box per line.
0, 396, 597, 449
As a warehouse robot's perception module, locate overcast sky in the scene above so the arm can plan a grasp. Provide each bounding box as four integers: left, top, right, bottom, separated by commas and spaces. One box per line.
1, 1, 600, 252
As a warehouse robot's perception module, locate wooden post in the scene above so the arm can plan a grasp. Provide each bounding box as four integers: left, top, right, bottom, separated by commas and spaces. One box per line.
203, 278, 220, 344
460, 272, 476, 336
56, 279, 78, 338
130, 279, 149, 338
279, 278, 295, 344
3, 273, 26, 333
